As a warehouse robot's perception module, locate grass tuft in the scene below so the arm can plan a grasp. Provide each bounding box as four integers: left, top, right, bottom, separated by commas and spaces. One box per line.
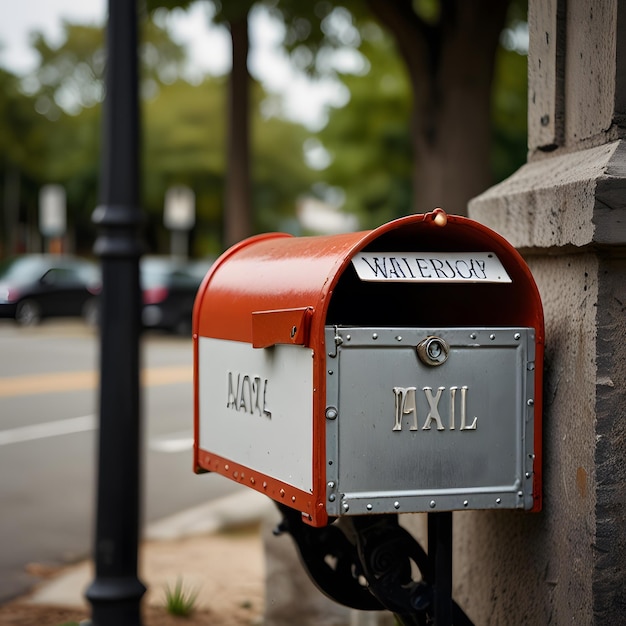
164, 577, 199, 617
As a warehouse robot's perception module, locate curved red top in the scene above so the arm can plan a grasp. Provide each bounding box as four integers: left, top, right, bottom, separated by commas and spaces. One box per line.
193, 211, 544, 345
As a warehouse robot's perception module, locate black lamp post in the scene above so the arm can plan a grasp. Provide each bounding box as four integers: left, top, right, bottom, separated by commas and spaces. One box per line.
86, 0, 146, 624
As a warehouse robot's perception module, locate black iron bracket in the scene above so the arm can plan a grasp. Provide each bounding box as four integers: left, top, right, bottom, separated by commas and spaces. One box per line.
273, 504, 383, 611
273, 505, 473, 625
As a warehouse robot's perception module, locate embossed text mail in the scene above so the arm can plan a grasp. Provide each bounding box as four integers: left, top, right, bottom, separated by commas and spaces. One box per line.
393, 386, 477, 432
227, 371, 272, 418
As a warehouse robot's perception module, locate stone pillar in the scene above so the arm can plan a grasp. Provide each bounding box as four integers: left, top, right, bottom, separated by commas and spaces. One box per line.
465, 0, 626, 622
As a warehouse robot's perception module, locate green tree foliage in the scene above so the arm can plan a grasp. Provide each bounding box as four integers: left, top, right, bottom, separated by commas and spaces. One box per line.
24, 23, 105, 120
492, 17, 528, 183
251, 82, 317, 234
148, 0, 257, 246
367, 0, 513, 215
0, 18, 188, 254
0, 1, 528, 255
0, 10, 315, 256
314, 6, 528, 227
0, 67, 46, 253
43, 107, 101, 248
143, 76, 226, 253
142, 75, 315, 255
205, 0, 524, 219
24, 20, 186, 120
315, 23, 412, 229
0, 69, 40, 170
0, 65, 100, 253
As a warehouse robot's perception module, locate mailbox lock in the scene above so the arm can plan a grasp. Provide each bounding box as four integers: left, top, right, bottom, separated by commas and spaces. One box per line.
417, 336, 450, 366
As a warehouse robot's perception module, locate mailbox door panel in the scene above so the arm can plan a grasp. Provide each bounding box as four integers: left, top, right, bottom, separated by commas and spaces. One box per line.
198, 337, 314, 493
325, 326, 536, 515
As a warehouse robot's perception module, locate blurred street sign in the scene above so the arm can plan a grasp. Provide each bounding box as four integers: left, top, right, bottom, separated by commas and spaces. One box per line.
39, 185, 67, 238
164, 186, 195, 231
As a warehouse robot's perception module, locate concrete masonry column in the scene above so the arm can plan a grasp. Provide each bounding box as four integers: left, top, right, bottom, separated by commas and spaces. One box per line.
464, 0, 626, 622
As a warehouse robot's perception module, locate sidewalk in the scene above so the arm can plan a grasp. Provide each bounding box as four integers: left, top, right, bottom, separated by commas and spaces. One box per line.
3, 491, 276, 625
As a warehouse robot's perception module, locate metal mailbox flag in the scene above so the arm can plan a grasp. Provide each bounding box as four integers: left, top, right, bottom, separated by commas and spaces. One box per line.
193, 210, 544, 527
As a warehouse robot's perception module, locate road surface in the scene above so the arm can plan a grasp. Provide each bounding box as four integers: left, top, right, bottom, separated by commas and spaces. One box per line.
0, 320, 242, 601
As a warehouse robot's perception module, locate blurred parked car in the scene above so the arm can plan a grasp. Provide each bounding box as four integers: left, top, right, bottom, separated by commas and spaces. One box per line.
141, 256, 211, 335
0, 254, 101, 326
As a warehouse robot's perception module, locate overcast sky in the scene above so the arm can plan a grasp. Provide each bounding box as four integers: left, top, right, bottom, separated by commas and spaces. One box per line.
0, 0, 350, 129
0, 0, 231, 76
1, 0, 104, 74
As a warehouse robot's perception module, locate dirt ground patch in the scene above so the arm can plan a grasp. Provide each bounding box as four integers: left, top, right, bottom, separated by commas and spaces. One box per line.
0, 603, 260, 626
0, 529, 264, 626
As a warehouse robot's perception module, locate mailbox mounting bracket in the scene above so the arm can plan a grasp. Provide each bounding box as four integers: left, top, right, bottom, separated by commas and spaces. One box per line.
274, 504, 473, 625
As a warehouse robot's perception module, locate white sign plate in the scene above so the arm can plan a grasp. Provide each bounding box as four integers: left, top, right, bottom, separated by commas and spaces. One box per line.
352, 252, 512, 283
39, 184, 67, 237
198, 337, 314, 492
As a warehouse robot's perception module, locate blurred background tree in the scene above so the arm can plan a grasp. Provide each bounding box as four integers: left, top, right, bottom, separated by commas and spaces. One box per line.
0, 67, 45, 255
0, 0, 527, 257
313, 22, 413, 229
309, 0, 529, 229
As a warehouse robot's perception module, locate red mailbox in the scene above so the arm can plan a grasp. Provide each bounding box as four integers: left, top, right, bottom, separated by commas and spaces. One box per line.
193, 210, 544, 527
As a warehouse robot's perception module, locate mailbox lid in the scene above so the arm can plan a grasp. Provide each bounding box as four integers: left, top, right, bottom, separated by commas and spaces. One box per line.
193, 230, 367, 345
193, 213, 544, 347
325, 326, 537, 515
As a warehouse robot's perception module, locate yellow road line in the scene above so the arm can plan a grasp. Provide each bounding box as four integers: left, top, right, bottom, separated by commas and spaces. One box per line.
0, 365, 192, 398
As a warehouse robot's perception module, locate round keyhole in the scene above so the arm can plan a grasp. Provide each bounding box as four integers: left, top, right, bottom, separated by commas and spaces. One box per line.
417, 336, 449, 366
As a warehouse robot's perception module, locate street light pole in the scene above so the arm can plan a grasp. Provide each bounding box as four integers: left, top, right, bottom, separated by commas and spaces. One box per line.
86, 1, 146, 624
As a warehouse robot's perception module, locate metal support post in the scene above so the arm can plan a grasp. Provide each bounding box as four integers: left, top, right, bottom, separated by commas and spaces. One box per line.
428, 512, 453, 626
85, 0, 146, 624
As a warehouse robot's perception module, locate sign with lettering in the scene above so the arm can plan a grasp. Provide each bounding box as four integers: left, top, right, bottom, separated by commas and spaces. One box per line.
198, 337, 314, 492
352, 252, 511, 283
392, 385, 478, 432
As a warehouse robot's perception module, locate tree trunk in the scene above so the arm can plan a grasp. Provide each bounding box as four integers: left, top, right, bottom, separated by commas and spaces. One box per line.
367, 0, 510, 216
224, 10, 252, 247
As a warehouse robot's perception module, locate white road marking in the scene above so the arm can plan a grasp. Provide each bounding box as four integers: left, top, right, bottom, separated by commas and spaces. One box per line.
149, 430, 194, 453
0, 415, 96, 446
0, 416, 192, 453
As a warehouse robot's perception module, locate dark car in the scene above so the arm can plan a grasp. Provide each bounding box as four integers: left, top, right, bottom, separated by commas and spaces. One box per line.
141, 257, 211, 335
0, 254, 101, 326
